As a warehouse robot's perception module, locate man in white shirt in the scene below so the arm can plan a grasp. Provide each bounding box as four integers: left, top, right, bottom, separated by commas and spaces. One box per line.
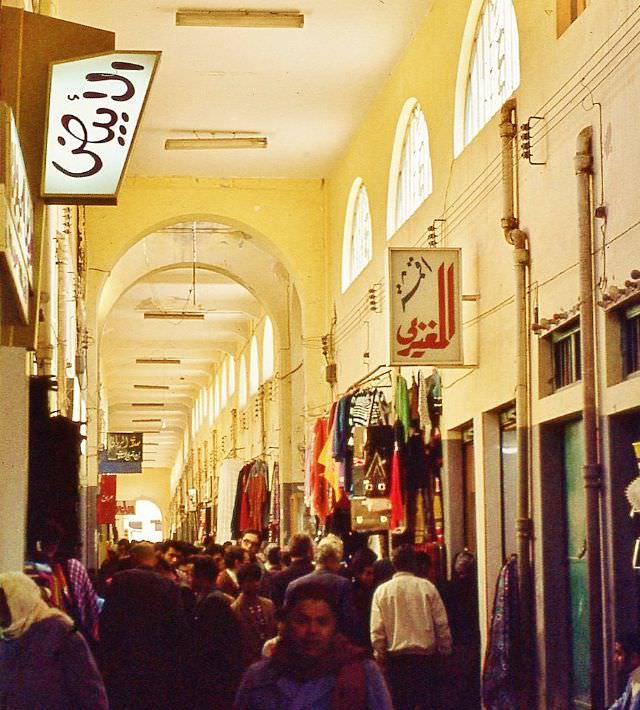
370, 545, 452, 710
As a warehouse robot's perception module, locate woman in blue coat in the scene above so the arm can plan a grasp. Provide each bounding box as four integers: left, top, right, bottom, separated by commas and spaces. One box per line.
0, 572, 108, 710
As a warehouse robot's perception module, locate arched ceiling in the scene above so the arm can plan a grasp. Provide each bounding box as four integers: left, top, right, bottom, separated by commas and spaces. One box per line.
101, 221, 290, 469
56, 0, 432, 178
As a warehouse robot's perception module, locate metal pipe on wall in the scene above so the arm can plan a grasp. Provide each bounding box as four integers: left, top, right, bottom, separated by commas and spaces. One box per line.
574, 125, 604, 710
500, 98, 533, 688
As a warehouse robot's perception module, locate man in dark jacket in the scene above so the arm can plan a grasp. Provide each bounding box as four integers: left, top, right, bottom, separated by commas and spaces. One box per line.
284, 534, 358, 642
99, 543, 187, 710
269, 533, 314, 609
187, 555, 242, 709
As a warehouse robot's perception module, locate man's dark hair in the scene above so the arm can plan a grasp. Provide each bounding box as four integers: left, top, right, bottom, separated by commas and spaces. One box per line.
237, 562, 263, 585
392, 544, 417, 573
158, 540, 179, 554
288, 533, 313, 560
617, 631, 640, 657
415, 550, 432, 578
350, 547, 377, 577
266, 545, 282, 567
117, 538, 131, 551
224, 545, 246, 569
205, 542, 225, 557
283, 581, 338, 618
192, 554, 218, 583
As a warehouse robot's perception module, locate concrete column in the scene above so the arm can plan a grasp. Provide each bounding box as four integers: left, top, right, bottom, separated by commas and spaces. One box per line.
0, 346, 29, 572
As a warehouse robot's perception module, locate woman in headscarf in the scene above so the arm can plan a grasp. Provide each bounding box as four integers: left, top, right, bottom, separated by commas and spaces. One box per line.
0, 572, 108, 710
233, 581, 392, 710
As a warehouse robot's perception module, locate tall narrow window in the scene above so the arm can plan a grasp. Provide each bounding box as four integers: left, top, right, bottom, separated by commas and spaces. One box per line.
238, 355, 248, 408
220, 360, 228, 410
391, 102, 432, 233
249, 336, 259, 396
622, 304, 640, 378
552, 323, 581, 390
228, 356, 236, 396
463, 0, 520, 148
341, 179, 373, 291
262, 317, 275, 381
214, 374, 221, 418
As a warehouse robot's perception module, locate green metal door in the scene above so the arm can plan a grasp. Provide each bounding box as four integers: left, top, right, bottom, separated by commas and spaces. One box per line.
564, 419, 590, 708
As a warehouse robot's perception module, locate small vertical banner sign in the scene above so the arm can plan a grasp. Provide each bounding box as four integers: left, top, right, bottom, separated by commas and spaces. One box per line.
97, 475, 117, 525
42, 51, 160, 204
388, 247, 463, 366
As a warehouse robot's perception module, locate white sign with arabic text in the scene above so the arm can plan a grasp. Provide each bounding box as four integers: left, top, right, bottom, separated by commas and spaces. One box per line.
388, 247, 463, 366
42, 51, 160, 203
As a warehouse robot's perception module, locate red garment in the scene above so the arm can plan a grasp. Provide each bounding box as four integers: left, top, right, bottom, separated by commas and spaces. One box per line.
246, 470, 267, 530
311, 417, 330, 523
389, 446, 404, 529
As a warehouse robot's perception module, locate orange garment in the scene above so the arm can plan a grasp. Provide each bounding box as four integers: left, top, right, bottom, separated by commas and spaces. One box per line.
311, 417, 330, 523
318, 402, 340, 497
246, 468, 268, 530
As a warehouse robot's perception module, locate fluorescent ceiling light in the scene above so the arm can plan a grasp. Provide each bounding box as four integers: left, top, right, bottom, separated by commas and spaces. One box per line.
134, 384, 171, 390
131, 402, 165, 407
144, 442, 160, 446
143, 311, 205, 320
164, 137, 267, 150
132, 418, 162, 423
175, 9, 304, 29
136, 358, 181, 365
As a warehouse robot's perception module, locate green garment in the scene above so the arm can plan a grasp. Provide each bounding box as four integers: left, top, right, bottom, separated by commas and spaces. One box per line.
395, 375, 410, 441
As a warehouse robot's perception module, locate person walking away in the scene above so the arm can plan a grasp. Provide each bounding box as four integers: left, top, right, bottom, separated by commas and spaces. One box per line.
260, 544, 283, 598
99, 542, 187, 710
217, 545, 250, 598
609, 631, 640, 709
232, 562, 277, 669
0, 572, 108, 710
233, 582, 392, 710
270, 533, 314, 609
371, 544, 452, 710
441, 550, 481, 709
350, 547, 377, 652
284, 534, 359, 642
187, 555, 242, 709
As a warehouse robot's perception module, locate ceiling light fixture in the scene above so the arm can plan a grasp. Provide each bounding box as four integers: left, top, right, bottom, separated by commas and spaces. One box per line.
131, 403, 165, 407
175, 9, 304, 29
134, 384, 171, 390
143, 311, 205, 320
136, 358, 181, 365
164, 136, 267, 150
132, 418, 162, 423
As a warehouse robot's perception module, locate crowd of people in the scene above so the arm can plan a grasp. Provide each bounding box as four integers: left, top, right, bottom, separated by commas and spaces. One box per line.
1, 528, 638, 709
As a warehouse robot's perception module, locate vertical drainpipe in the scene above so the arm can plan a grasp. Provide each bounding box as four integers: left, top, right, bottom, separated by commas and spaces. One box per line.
500, 98, 533, 688
574, 126, 604, 710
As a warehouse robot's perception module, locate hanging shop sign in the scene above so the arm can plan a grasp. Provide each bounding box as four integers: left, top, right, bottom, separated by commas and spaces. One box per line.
0, 102, 34, 323
107, 431, 143, 462
41, 50, 161, 205
115, 500, 136, 516
388, 247, 463, 366
97, 474, 117, 525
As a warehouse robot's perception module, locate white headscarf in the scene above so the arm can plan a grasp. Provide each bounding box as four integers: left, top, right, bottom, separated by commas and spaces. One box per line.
0, 572, 72, 640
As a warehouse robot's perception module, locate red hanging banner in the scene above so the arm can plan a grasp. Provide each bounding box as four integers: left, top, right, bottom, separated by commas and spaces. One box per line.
97, 474, 117, 525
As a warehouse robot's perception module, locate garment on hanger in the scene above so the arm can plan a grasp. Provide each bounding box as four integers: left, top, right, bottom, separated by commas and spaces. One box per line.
394, 375, 410, 442
311, 417, 330, 523
409, 376, 420, 421
389, 442, 404, 529
318, 402, 340, 496
268, 463, 280, 543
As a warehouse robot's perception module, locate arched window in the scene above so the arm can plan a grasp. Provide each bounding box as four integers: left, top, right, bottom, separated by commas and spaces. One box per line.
262, 317, 274, 381
388, 101, 432, 236
203, 386, 208, 421
238, 354, 248, 408
249, 336, 259, 395
461, 0, 519, 150
220, 360, 228, 410
208, 383, 214, 426
228, 356, 236, 396
341, 179, 373, 292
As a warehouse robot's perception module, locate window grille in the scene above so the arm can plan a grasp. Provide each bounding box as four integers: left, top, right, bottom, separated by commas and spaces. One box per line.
348, 184, 372, 287
552, 324, 581, 390
464, 0, 520, 147
395, 103, 432, 230
623, 304, 640, 377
